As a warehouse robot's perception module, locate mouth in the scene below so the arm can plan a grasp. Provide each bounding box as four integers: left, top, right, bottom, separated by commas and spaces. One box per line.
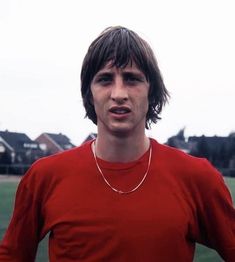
109, 106, 131, 115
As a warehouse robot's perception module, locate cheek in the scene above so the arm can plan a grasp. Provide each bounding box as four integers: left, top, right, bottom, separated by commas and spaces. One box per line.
91, 93, 105, 112
144, 100, 149, 114
141, 95, 150, 116
141, 93, 149, 107
90, 88, 101, 107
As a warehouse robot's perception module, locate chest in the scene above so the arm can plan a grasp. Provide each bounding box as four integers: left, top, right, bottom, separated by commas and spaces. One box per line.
43, 174, 192, 248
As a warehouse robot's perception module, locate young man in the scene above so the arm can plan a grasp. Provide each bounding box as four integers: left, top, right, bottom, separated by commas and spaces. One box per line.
0, 26, 234, 261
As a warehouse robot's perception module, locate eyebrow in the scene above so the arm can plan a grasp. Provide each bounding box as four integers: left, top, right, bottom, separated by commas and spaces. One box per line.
122, 71, 146, 78
93, 71, 147, 83
94, 69, 146, 78
93, 72, 113, 79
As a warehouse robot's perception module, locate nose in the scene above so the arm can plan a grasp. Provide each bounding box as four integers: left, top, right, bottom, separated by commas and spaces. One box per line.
110, 79, 128, 103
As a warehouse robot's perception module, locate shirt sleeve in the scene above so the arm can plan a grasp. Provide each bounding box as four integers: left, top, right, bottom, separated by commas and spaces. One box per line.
194, 159, 235, 261
0, 166, 44, 261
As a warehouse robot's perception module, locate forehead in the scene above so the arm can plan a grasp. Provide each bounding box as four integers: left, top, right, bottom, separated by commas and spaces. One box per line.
96, 60, 145, 75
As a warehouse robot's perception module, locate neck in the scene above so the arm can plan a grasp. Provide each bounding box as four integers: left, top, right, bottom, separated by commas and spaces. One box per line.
94, 132, 150, 163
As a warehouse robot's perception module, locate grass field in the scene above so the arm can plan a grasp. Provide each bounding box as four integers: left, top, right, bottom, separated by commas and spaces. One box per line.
0, 177, 234, 261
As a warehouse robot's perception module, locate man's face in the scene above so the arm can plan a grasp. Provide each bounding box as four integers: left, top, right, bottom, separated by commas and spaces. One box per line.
90, 62, 150, 137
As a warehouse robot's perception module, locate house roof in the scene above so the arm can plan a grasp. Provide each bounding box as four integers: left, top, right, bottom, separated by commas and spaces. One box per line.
188, 136, 230, 151
44, 133, 75, 150
0, 131, 39, 152
166, 128, 192, 153
82, 133, 97, 144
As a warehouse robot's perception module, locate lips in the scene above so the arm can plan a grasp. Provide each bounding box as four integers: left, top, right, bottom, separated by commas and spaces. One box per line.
109, 106, 131, 115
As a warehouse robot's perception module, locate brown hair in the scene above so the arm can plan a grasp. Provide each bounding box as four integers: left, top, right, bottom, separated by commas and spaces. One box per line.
81, 26, 169, 129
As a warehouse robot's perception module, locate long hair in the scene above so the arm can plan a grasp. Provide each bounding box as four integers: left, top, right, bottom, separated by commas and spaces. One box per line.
81, 26, 169, 129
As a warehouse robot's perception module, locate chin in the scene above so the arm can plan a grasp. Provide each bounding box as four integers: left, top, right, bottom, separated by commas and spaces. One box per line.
109, 125, 134, 137
111, 130, 132, 138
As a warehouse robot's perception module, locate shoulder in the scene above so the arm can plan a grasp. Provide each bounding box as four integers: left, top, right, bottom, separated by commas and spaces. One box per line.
150, 138, 224, 189
19, 140, 94, 190
33, 140, 92, 170
151, 138, 205, 167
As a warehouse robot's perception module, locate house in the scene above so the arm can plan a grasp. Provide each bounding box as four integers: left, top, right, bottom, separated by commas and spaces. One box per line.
0, 130, 44, 165
166, 128, 194, 154
82, 133, 97, 144
188, 135, 235, 168
167, 129, 235, 176
35, 132, 75, 155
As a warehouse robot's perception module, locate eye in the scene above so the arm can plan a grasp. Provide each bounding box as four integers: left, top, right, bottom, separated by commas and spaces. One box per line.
124, 74, 144, 85
127, 76, 140, 82
95, 74, 113, 86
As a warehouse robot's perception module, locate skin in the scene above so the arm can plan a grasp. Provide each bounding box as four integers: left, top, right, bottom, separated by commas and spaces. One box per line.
90, 61, 150, 162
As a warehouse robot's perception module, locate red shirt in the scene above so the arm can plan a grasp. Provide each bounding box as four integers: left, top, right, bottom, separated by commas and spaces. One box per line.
0, 139, 235, 261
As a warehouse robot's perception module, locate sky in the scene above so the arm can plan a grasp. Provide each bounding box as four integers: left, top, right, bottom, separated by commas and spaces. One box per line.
0, 0, 234, 146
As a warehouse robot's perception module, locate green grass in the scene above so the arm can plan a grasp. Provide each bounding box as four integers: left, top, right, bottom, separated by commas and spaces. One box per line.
0, 182, 17, 240
225, 177, 235, 200
0, 177, 234, 261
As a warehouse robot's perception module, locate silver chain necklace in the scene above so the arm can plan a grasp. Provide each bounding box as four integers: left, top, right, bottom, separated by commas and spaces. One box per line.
92, 141, 152, 194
